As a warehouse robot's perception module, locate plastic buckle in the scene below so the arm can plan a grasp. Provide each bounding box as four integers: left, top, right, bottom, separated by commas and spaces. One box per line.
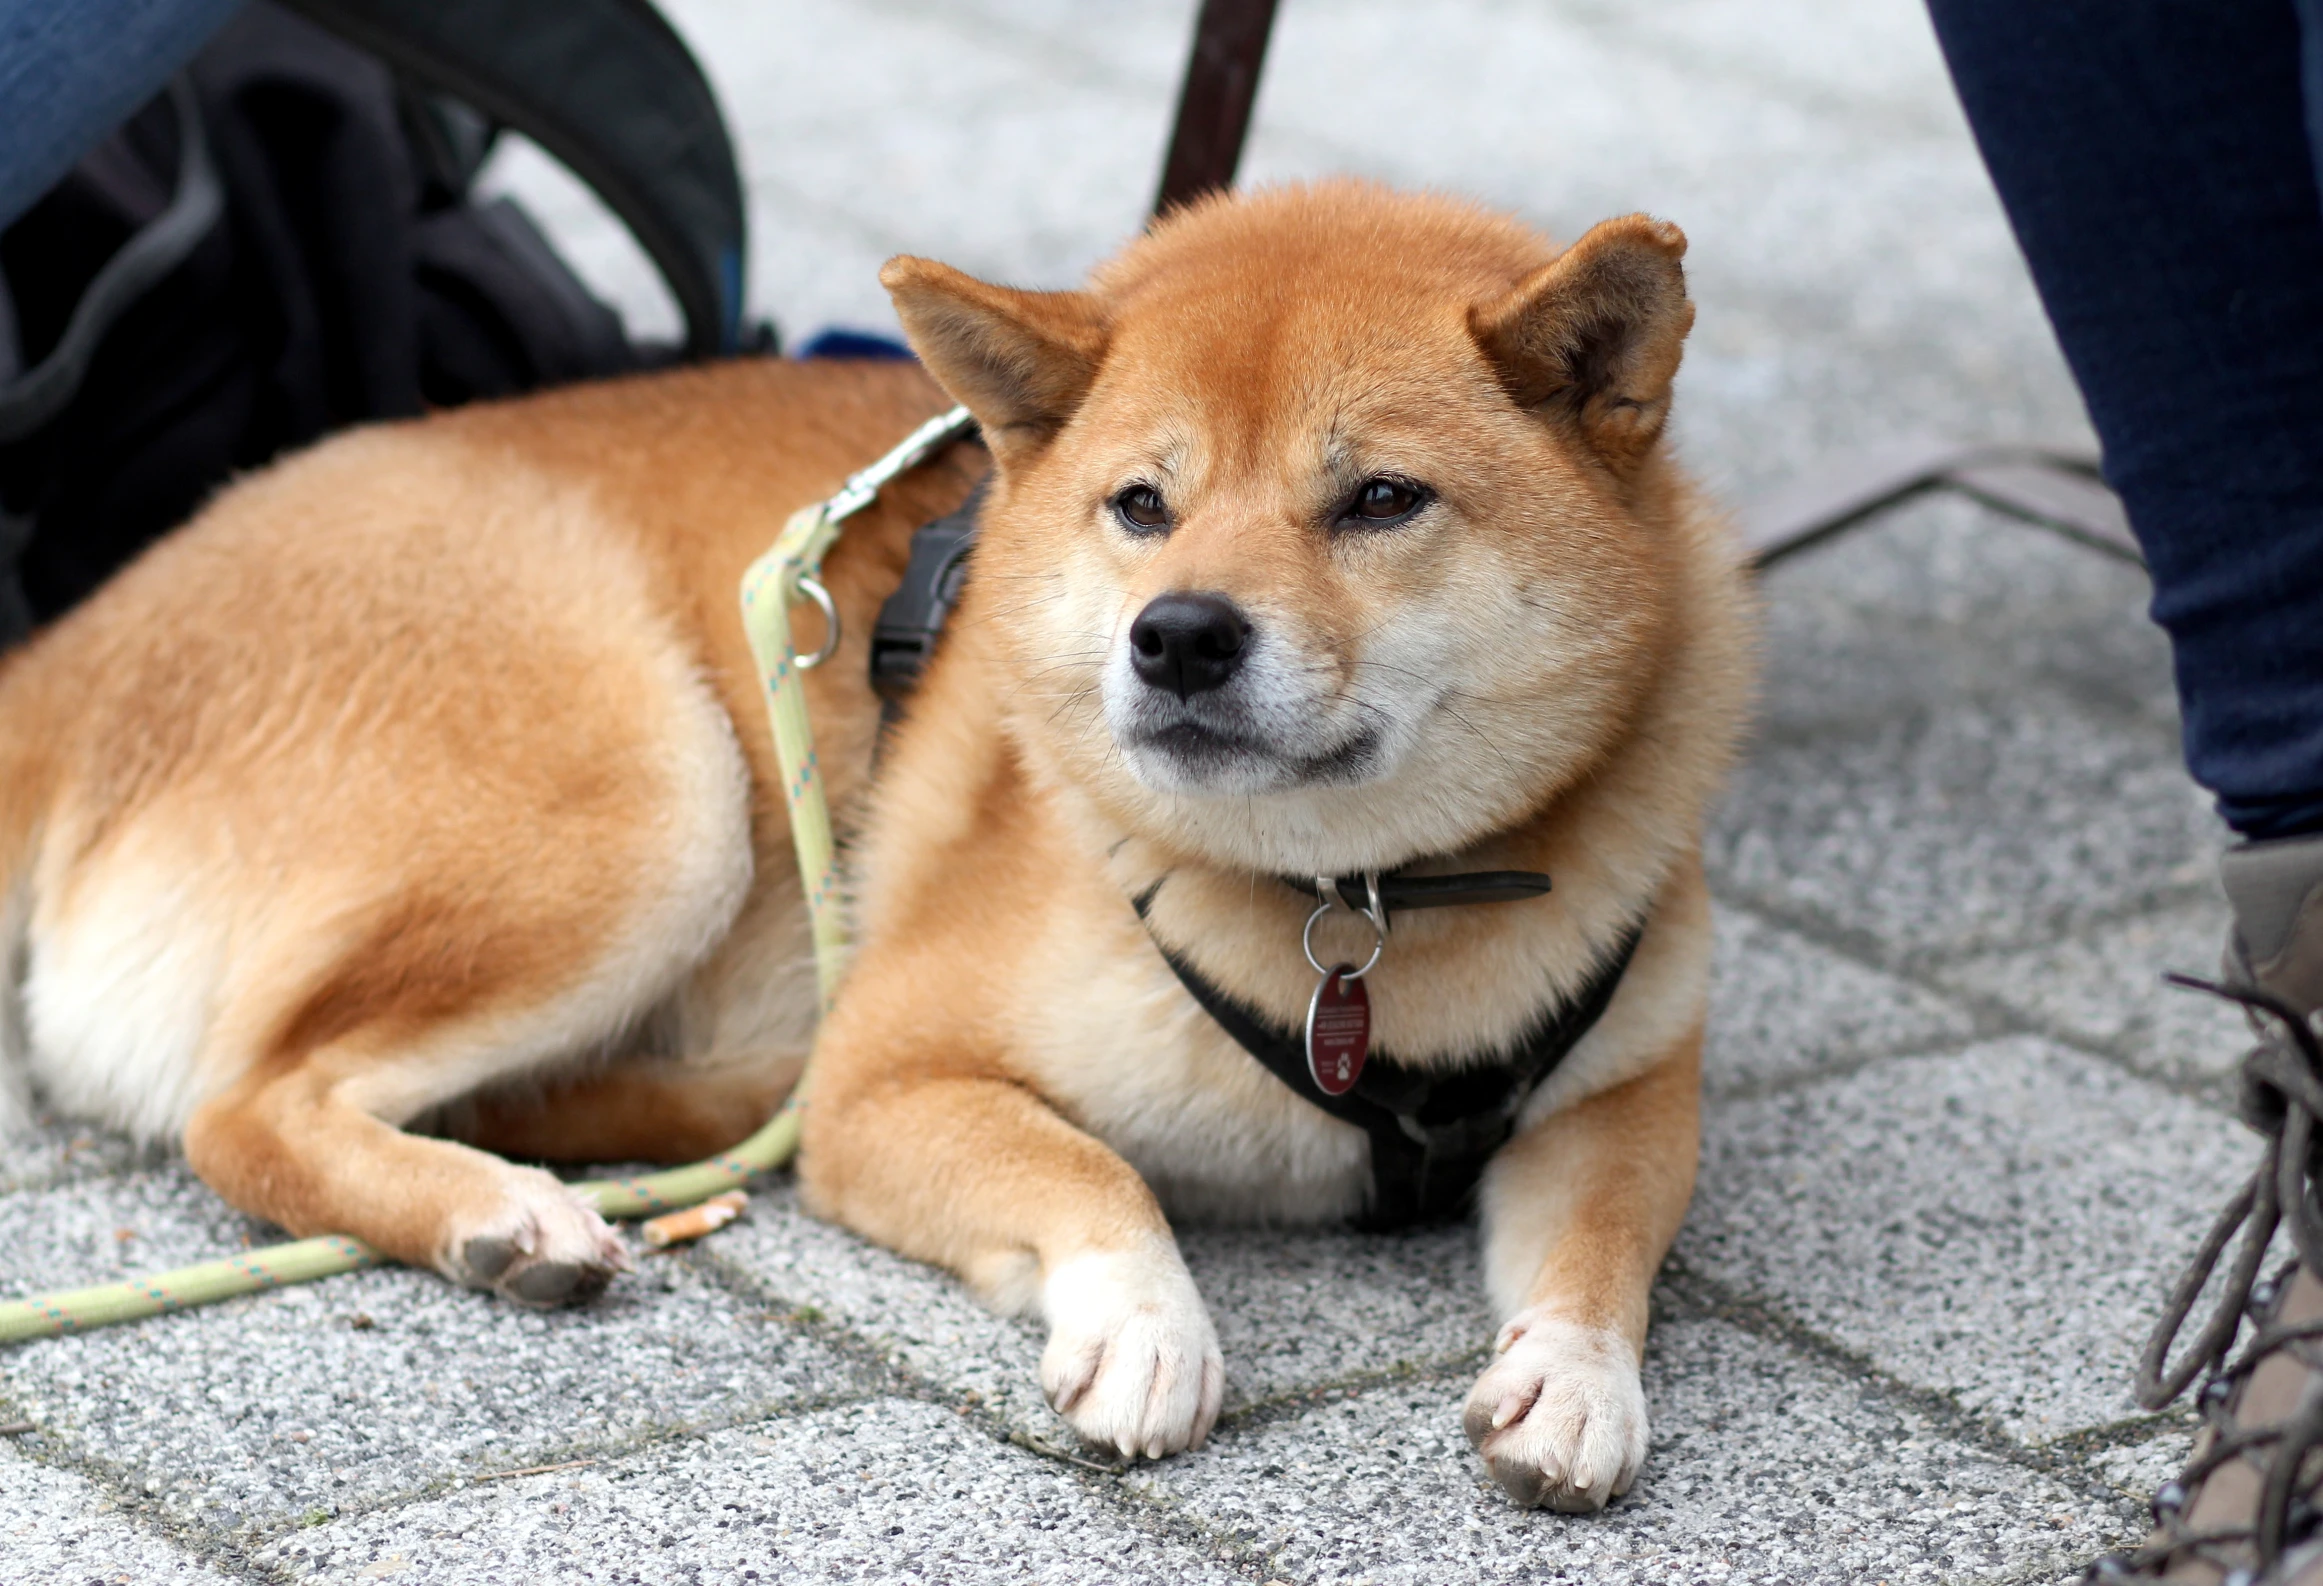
870, 478, 987, 703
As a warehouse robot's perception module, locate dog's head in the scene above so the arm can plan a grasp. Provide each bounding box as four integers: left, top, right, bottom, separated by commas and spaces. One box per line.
883, 182, 1700, 875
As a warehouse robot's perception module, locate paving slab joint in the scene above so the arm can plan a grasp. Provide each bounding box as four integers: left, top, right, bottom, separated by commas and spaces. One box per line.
1910, 968, 2249, 1116
1209, 1348, 1494, 1443
0, 1129, 180, 1199
671, 1234, 1151, 1474
1717, 876, 2228, 985
0, 1426, 289, 1584
665, 1237, 1217, 1488
1703, 1035, 1990, 1104
1708, 885, 2248, 1116
869, 0, 1169, 96
1657, 1261, 2153, 1527
2035, 1411, 2203, 1459
15, 1379, 893, 1560
675, 1238, 991, 1401
1098, 1463, 1314, 1585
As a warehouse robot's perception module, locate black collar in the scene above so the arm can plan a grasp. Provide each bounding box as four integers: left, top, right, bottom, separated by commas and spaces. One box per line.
1132, 877, 1642, 1228
1290, 869, 1553, 921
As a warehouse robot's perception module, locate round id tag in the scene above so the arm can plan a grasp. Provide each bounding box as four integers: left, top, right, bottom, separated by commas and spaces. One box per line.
1305, 966, 1370, 1096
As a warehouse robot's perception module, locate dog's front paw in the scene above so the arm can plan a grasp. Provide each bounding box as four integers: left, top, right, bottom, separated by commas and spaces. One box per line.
1462, 1310, 1647, 1512
1038, 1242, 1224, 1461
444, 1167, 631, 1306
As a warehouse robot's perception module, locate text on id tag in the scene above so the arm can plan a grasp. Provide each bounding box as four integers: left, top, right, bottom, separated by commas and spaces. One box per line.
1305, 967, 1370, 1096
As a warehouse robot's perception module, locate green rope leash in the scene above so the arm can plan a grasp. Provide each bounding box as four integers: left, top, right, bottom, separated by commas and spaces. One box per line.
0, 404, 974, 1347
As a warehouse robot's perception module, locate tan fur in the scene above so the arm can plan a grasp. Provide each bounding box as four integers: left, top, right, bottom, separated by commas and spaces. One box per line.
0, 182, 1753, 1507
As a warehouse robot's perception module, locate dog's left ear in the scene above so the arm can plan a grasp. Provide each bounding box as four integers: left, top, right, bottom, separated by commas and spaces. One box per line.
1469, 215, 1693, 474
880, 257, 1109, 467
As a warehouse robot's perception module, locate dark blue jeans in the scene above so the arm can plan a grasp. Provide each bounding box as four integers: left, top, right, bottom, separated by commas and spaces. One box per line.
1928, 0, 2323, 841
0, 0, 246, 231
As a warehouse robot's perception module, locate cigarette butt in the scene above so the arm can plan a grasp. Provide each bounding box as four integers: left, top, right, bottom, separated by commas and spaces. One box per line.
640, 1190, 749, 1249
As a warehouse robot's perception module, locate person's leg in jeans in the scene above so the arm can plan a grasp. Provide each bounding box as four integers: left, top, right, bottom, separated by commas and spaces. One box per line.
1928, 2, 2323, 1578
0, 0, 246, 230
1932, 0, 2323, 841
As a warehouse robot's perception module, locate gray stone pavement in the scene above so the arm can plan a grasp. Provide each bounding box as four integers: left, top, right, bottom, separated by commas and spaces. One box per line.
0, 1, 2267, 1581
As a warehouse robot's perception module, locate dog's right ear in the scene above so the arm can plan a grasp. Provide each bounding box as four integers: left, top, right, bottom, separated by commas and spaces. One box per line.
880, 257, 1108, 465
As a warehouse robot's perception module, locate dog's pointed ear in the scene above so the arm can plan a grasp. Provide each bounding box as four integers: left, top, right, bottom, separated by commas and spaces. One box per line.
1468, 215, 1694, 473
880, 257, 1108, 465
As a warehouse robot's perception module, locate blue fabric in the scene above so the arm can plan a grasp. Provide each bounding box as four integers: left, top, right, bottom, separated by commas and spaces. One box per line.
0, 0, 247, 230
2307, 0, 2323, 216
794, 327, 915, 362
1929, 0, 2323, 840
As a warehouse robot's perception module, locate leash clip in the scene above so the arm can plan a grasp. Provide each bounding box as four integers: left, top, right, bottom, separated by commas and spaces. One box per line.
771, 404, 979, 674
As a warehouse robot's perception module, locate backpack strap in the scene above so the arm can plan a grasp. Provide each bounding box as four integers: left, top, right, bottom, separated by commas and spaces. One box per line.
0, 78, 223, 447
281, 0, 750, 359
0, 75, 222, 647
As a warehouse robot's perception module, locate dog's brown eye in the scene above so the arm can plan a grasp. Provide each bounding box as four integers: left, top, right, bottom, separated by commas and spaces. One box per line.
1113, 485, 1170, 533
1345, 478, 1427, 525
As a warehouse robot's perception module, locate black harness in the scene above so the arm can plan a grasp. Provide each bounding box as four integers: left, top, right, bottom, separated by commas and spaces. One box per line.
872, 462, 1646, 1229
1134, 880, 1642, 1228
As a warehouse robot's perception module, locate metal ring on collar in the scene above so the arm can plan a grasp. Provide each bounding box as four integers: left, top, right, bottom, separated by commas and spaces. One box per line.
1303, 871, 1387, 980
793, 574, 841, 669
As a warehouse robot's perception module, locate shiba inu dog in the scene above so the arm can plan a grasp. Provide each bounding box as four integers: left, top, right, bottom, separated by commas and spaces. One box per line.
0, 182, 1753, 1511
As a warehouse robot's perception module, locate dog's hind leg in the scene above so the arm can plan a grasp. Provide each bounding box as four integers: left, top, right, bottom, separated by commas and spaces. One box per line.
450, 890, 821, 1166
187, 1048, 635, 1305
452, 1054, 805, 1166
174, 877, 729, 1304
163, 685, 761, 1302
171, 751, 760, 1306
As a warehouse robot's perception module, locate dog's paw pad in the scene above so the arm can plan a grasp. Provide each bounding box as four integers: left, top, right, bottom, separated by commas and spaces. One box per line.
506, 1259, 610, 1306
1039, 1244, 1224, 1461
448, 1171, 630, 1307
460, 1235, 520, 1282
1461, 1311, 1647, 1512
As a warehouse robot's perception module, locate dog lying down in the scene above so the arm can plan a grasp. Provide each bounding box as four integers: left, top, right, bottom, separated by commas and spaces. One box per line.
0, 182, 1754, 1510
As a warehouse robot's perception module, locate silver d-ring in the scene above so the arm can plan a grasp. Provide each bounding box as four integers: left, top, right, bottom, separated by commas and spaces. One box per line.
1302, 888, 1386, 981
793, 574, 841, 669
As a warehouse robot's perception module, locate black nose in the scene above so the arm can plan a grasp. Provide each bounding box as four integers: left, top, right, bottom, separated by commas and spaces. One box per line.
1129, 592, 1250, 699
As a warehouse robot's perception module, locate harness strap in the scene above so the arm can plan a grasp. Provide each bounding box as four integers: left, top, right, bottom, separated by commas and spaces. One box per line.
1133, 893, 1643, 1227
0, 78, 222, 447
286, 0, 752, 358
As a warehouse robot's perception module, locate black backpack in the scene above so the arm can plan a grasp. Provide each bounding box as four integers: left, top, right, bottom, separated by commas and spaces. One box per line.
0, 0, 757, 644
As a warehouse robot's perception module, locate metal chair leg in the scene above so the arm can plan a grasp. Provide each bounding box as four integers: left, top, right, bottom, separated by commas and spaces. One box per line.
1741, 439, 2141, 571
1153, 0, 1281, 216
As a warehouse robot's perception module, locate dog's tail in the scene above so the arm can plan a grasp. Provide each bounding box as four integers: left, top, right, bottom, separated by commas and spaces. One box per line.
0, 641, 56, 1127
0, 644, 55, 890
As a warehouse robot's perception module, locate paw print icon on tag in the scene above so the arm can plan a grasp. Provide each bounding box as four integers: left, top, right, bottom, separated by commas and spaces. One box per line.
1305, 968, 1370, 1095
